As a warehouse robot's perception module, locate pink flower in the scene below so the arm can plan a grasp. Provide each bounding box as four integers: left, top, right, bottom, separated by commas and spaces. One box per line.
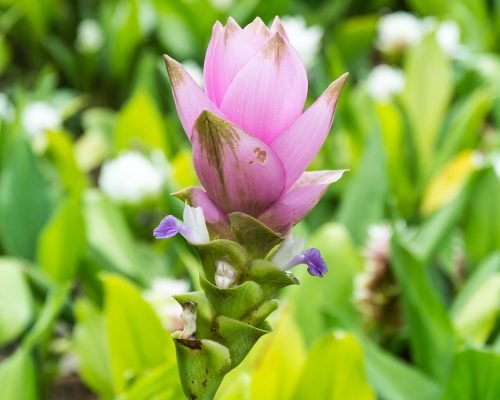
164, 17, 348, 235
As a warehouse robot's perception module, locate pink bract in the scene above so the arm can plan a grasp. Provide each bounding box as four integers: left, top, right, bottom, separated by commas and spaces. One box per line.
164, 16, 348, 235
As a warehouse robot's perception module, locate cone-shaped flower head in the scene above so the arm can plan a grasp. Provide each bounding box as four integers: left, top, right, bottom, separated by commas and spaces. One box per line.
163, 16, 348, 235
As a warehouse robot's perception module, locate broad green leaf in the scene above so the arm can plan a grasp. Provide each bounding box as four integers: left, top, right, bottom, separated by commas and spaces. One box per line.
214, 372, 251, 400
361, 338, 440, 400
122, 363, 183, 400
441, 349, 500, 400
435, 88, 492, 168
391, 238, 455, 381
102, 274, 172, 393
451, 253, 500, 344
0, 347, 38, 400
375, 102, 414, 217
73, 300, 114, 399
114, 91, 167, 153
409, 181, 471, 262
0, 258, 33, 346
24, 285, 70, 349
37, 194, 86, 283
0, 135, 51, 260
338, 130, 387, 244
421, 151, 476, 216
292, 332, 375, 400
463, 170, 500, 266
83, 190, 143, 280
402, 34, 452, 171
45, 131, 88, 193
249, 307, 306, 400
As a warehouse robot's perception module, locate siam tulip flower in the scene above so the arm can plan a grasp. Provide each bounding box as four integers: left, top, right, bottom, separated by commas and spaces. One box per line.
162, 16, 348, 237
154, 17, 349, 400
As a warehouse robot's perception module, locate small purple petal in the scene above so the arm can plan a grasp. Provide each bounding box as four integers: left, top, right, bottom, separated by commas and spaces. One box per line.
302, 248, 328, 277
153, 215, 181, 239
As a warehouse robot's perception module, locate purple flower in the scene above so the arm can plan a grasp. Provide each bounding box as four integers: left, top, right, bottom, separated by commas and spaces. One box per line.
302, 248, 328, 277
272, 236, 328, 277
154, 205, 210, 245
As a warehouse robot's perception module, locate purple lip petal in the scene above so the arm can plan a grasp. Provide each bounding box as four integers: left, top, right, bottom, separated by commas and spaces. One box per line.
153, 215, 182, 239
302, 248, 328, 277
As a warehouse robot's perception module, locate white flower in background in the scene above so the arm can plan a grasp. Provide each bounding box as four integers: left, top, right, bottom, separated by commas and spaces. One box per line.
436, 20, 462, 57
22, 101, 62, 138
491, 153, 500, 180
99, 151, 164, 204
76, 19, 104, 54
182, 60, 204, 88
365, 224, 392, 261
281, 16, 323, 69
144, 278, 189, 331
0, 93, 14, 122
377, 12, 423, 53
365, 64, 405, 102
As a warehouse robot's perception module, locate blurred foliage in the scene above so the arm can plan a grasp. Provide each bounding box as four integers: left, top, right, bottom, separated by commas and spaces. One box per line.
1, 0, 499, 399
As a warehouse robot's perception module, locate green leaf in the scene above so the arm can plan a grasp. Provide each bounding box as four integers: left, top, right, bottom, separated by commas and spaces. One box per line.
337, 131, 387, 244
24, 285, 70, 349
391, 237, 455, 381
0, 258, 34, 346
248, 259, 299, 298
402, 34, 452, 171
292, 332, 375, 400
114, 91, 167, 153
37, 194, 86, 283
451, 253, 500, 344
173, 291, 215, 339
196, 239, 248, 284
247, 307, 306, 400
216, 316, 269, 368
290, 223, 362, 344
0, 347, 38, 400
0, 135, 51, 260
229, 212, 283, 258
441, 349, 500, 400
73, 299, 114, 399
463, 170, 500, 266
122, 363, 183, 400
200, 277, 263, 320
173, 337, 231, 400
409, 181, 471, 262
83, 190, 144, 280
361, 339, 441, 400
102, 274, 172, 393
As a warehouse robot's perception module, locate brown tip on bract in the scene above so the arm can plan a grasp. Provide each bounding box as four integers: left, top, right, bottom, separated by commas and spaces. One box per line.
325, 72, 350, 106
270, 16, 288, 40
163, 54, 184, 86
263, 33, 288, 65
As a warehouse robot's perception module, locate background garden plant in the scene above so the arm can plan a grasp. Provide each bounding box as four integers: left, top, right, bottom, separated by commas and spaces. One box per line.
0, 0, 499, 399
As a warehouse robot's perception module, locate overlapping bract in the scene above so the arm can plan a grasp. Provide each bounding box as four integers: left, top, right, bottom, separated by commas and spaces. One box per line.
164, 16, 348, 235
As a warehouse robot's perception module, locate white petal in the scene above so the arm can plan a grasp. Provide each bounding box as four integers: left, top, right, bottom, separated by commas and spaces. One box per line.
182, 205, 210, 244
271, 236, 305, 269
